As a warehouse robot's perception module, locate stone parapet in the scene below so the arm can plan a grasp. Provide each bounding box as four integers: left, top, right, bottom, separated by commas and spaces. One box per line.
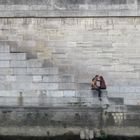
0, 0, 138, 17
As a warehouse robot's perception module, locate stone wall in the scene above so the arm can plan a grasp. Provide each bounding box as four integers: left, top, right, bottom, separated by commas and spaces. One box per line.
0, 0, 138, 17
0, 18, 139, 107
0, 0, 140, 137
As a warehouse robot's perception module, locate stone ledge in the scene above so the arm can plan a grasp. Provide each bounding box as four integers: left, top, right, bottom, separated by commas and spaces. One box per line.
104, 126, 140, 136
0, 10, 139, 17
0, 126, 81, 137
0, 0, 138, 17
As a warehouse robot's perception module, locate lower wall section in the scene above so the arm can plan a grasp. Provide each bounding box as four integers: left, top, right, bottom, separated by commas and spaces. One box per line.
0, 106, 102, 137
0, 106, 139, 137
0, 106, 101, 127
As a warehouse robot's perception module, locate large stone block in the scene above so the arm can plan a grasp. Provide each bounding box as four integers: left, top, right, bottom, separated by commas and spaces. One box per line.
42, 75, 60, 82
23, 97, 39, 106
109, 72, 139, 79
108, 97, 124, 105
0, 68, 13, 75
10, 60, 27, 67
6, 75, 16, 81
46, 90, 64, 97
27, 67, 59, 75
0, 53, 25, 61
0, 45, 10, 52
114, 65, 134, 72
0, 61, 10, 67
32, 83, 59, 90
124, 99, 139, 105
0, 97, 18, 106
0, 90, 19, 97
63, 90, 76, 97
119, 86, 136, 93
13, 68, 27, 75
129, 59, 140, 64
59, 83, 76, 90
77, 83, 91, 90
11, 53, 26, 60
76, 90, 93, 97
27, 60, 43, 68
33, 76, 42, 82
11, 82, 32, 90
16, 75, 33, 82
0, 53, 11, 60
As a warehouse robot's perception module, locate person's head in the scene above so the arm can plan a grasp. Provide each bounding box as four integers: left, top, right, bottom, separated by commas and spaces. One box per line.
95, 75, 100, 80
92, 75, 99, 81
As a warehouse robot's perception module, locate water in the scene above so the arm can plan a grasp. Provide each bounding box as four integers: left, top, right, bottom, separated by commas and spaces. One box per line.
0, 135, 139, 140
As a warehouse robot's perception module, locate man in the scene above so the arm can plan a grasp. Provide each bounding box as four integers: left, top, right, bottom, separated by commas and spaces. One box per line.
91, 75, 106, 101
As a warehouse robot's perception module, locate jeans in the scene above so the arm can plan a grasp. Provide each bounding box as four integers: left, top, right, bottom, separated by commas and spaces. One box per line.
91, 87, 102, 98
95, 88, 102, 98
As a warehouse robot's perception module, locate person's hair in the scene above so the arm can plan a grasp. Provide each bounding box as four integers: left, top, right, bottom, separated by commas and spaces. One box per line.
100, 76, 103, 80
92, 75, 99, 81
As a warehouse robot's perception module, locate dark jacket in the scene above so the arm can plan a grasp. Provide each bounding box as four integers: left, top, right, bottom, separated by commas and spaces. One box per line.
100, 76, 106, 89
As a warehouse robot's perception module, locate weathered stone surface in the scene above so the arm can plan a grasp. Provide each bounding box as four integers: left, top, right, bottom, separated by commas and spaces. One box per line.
0, 3, 139, 136
0, 0, 138, 17
0, 18, 139, 107
0, 106, 102, 127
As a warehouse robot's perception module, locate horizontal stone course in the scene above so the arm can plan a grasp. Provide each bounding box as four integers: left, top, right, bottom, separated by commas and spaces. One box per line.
13, 68, 27, 75
124, 99, 140, 105
27, 68, 59, 75
0, 61, 10, 67
0, 68, 13, 75
0, 53, 26, 60
0, 0, 137, 17
0, 96, 102, 107
10, 60, 27, 67
0, 45, 10, 52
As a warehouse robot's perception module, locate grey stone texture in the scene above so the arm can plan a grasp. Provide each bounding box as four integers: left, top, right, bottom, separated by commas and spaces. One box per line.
0, 18, 139, 137
0, 1, 140, 137
0, 18, 139, 106
0, 0, 138, 17
0, 106, 102, 127
0, 18, 139, 121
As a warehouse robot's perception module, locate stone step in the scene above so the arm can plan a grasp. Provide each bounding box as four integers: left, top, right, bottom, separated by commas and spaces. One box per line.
108, 97, 124, 105
0, 95, 109, 107
0, 90, 108, 97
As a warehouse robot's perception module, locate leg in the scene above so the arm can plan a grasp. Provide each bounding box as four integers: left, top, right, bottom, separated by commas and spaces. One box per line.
95, 88, 101, 97
98, 88, 102, 98
96, 88, 102, 101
